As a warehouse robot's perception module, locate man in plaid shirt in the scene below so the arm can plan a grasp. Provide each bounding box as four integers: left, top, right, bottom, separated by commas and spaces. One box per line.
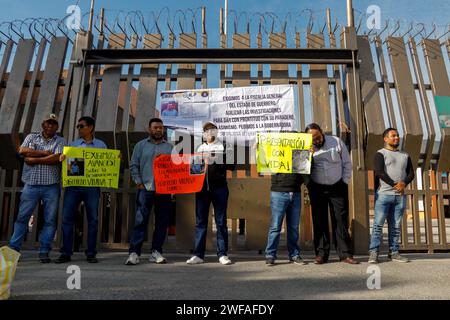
9, 114, 66, 263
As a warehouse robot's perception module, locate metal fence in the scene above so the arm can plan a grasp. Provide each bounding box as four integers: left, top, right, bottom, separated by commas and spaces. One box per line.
0, 6, 449, 254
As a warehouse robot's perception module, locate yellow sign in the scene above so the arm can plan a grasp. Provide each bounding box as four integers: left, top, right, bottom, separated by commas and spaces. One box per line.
62, 147, 121, 188
257, 132, 312, 174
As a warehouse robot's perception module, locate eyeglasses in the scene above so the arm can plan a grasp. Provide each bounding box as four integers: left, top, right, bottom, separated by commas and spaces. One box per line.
76, 124, 86, 129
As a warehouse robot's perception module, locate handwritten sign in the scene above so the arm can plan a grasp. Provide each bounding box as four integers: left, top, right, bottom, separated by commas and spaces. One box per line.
257, 132, 312, 174
62, 147, 120, 188
154, 154, 207, 194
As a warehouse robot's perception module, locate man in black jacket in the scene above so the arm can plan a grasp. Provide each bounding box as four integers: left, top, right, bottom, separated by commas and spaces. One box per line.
186, 122, 235, 265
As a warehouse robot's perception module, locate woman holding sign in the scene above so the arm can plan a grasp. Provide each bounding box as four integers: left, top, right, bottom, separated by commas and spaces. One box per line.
186, 122, 236, 265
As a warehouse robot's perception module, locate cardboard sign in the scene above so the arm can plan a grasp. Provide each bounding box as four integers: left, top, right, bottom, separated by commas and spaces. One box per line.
257, 132, 312, 174
154, 154, 207, 194
62, 147, 120, 188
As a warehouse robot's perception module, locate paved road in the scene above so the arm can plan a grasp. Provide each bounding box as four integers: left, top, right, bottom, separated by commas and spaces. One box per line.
9, 250, 450, 300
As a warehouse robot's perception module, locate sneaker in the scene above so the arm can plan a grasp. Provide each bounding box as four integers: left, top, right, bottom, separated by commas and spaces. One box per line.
186, 256, 204, 264
290, 255, 307, 265
86, 255, 98, 263
219, 255, 232, 265
125, 252, 140, 265
54, 254, 71, 264
149, 250, 166, 264
266, 257, 275, 266
39, 252, 51, 264
388, 252, 410, 263
368, 251, 379, 264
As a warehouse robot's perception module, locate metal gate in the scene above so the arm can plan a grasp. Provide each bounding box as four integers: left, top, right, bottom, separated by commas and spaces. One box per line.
0, 2, 449, 254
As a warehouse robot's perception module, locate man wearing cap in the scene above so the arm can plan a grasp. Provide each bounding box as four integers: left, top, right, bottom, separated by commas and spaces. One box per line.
9, 114, 66, 263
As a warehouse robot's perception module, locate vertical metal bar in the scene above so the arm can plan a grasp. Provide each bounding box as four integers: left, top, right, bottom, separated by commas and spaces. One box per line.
131, 33, 161, 144
422, 39, 450, 172
177, 33, 197, 88
58, 63, 73, 138
88, 0, 95, 33
436, 172, 448, 245
374, 36, 396, 126
84, 32, 106, 117
330, 32, 348, 142
343, 27, 370, 254
387, 36, 423, 166
409, 37, 435, 171
231, 33, 251, 178
0, 40, 14, 79
68, 31, 92, 143
423, 170, 434, 252
30, 37, 69, 133
7, 170, 19, 239
201, 7, 208, 89
0, 39, 35, 170
307, 33, 332, 133
117, 34, 138, 168
95, 33, 126, 148
347, 0, 354, 28
357, 36, 385, 169
120, 169, 131, 245
19, 38, 48, 136
411, 180, 422, 245
296, 32, 305, 130
0, 168, 6, 239
165, 33, 174, 91
108, 192, 117, 244
97, 191, 104, 245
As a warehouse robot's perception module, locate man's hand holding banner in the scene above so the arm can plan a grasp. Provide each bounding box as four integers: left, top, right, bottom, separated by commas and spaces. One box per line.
154, 154, 207, 194
257, 132, 313, 174
62, 147, 121, 188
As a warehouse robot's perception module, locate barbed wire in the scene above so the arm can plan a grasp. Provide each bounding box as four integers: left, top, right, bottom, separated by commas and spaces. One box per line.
0, 8, 448, 47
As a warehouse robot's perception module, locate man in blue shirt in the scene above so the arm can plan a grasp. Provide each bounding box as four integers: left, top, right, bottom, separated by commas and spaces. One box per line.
9, 113, 65, 263
55, 116, 107, 264
125, 118, 173, 265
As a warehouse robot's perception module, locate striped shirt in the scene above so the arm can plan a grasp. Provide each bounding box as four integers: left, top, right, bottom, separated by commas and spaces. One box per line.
21, 132, 66, 185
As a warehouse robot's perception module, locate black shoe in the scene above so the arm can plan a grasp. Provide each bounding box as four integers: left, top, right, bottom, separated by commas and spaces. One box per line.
266, 257, 275, 266
54, 254, 71, 264
39, 253, 51, 263
87, 255, 98, 263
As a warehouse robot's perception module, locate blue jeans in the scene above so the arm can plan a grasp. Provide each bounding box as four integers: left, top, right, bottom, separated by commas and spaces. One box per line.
369, 194, 406, 253
9, 184, 60, 254
194, 186, 229, 259
60, 187, 100, 256
265, 191, 301, 260
129, 189, 171, 255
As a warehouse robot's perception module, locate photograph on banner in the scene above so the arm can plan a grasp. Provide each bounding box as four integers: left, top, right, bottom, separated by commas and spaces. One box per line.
434, 96, 450, 128
257, 132, 313, 174
62, 147, 121, 188
154, 154, 207, 194
160, 84, 296, 142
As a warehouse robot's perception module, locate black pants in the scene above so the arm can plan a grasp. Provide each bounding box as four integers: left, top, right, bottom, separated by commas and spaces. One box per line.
307, 179, 353, 259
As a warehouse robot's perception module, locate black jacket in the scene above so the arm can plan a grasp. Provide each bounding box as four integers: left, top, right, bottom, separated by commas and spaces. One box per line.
198, 141, 236, 192
271, 173, 305, 192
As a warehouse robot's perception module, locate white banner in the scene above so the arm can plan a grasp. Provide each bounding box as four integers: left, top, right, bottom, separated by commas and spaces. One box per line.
160, 84, 296, 141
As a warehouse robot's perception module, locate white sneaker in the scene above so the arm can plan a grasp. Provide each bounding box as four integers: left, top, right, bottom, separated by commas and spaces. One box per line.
186, 256, 204, 264
219, 255, 232, 265
125, 252, 139, 265
149, 250, 166, 264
